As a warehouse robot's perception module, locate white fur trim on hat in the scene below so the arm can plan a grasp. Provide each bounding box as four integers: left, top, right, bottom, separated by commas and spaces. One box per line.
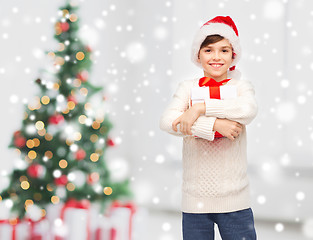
191, 22, 241, 69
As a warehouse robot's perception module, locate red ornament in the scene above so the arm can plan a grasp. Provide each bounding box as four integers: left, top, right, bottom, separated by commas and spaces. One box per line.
55, 175, 68, 186
67, 95, 78, 105
106, 138, 115, 147
87, 173, 99, 185
14, 130, 22, 137
75, 149, 86, 161
86, 45, 92, 52
49, 114, 64, 125
27, 164, 44, 178
14, 136, 26, 148
76, 70, 89, 82
60, 22, 70, 32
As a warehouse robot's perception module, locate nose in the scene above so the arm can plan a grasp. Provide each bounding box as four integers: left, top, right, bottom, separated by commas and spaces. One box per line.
213, 51, 221, 61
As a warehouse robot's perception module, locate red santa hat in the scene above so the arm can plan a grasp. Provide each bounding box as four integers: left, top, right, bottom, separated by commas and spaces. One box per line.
191, 16, 241, 78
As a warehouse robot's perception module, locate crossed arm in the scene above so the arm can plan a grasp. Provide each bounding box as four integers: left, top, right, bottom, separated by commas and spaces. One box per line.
159, 80, 258, 141
172, 103, 243, 141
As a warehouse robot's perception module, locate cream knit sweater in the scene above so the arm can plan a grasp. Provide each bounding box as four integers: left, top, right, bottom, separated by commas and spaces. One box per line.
159, 77, 258, 213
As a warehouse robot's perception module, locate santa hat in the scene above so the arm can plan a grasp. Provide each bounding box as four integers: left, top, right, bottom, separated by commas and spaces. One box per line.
191, 16, 241, 79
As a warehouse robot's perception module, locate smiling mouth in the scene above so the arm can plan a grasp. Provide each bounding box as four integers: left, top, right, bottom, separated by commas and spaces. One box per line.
209, 63, 224, 69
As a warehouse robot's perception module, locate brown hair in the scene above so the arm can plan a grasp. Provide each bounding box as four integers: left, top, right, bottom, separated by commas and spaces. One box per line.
199, 34, 234, 59
199, 34, 225, 50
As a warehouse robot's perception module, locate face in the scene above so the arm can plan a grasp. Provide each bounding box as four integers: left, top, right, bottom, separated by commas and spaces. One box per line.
197, 38, 233, 82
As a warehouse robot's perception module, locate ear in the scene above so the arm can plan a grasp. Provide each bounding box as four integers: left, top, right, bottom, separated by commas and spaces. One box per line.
197, 52, 201, 63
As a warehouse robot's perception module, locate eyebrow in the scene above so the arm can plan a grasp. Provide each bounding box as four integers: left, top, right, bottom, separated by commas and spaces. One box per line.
204, 45, 232, 49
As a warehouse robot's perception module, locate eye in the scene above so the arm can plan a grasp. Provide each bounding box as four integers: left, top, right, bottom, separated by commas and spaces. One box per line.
222, 49, 229, 53
205, 49, 211, 52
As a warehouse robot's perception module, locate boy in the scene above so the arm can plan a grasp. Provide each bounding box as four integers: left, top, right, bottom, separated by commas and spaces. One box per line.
159, 16, 258, 239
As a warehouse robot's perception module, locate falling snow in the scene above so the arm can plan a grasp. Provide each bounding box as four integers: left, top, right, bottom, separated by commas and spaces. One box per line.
1, 0, 313, 239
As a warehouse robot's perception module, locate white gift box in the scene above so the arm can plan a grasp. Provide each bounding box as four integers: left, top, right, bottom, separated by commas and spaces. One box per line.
63, 208, 89, 240
32, 219, 51, 240
110, 207, 132, 240
47, 201, 90, 240
190, 85, 237, 106
94, 215, 114, 240
0, 220, 29, 240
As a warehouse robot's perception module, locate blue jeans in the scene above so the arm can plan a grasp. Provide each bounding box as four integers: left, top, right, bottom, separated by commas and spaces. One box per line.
182, 208, 257, 240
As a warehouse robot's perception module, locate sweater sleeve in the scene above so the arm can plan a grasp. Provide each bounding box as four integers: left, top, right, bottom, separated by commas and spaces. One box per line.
159, 80, 216, 141
204, 80, 258, 125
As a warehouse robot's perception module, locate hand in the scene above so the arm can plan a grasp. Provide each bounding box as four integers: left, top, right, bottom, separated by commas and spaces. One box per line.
213, 118, 243, 141
172, 103, 205, 135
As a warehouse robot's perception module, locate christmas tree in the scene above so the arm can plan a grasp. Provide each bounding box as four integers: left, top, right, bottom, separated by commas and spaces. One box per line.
0, 1, 131, 220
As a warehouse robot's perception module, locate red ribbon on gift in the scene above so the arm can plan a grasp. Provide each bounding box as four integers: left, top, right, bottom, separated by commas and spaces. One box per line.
109, 201, 137, 240
0, 218, 21, 240
199, 77, 231, 138
56, 199, 91, 240
25, 217, 46, 240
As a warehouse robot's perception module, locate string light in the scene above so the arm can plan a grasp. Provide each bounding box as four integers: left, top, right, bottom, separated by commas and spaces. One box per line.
69, 14, 78, 22
19, 176, 28, 182
25, 199, 34, 208
51, 196, 60, 204
66, 139, 74, 146
46, 184, 53, 192
41, 96, 50, 105
26, 140, 35, 148
28, 150, 37, 160
80, 88, 88, 96
103, 187, 113, 195
90, 134, 98, 142
84, 102, 91, 110
74, 132, 82, 141
66, 183, 75, 191
90, 153, 99, 162
9, 219, 18, 225
48, 52, 55, 58
58, 43, 65, 51
59, 159, 68, 169
78, 115, 87, 124
45, 133, 53, 141
21, 181, 30, 190
62, 9, 69, 17
34, 193, 42, 201
35, 121, 45, 130
76, 52, 85, 61
33, 138, 40, 147
53, 83, 60, 90
100, 126, 108, 134
62, 108, 70, 114
67, 101, 75, 110
38, 129, 46, 136
55, 57, 65, 65
73, 79, 81, 87
41, 209, 46, 217
45, 151, 53, 159
92, 121, 100, 129
55, 22, 63, 35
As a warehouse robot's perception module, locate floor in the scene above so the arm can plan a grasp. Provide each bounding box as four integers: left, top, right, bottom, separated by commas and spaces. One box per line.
134, 208, 311, 240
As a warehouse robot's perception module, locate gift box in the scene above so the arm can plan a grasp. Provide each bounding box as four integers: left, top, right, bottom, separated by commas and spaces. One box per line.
190, 85, 237, 106
51, 199, 91, 240
94, 215, 115, 240
0, 219, 29, 240
95, 201, 136, 240
190, 77, 237, 139
26, 218, 50, 240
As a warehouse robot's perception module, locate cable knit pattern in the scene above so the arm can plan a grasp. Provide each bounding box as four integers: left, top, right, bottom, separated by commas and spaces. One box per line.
159, 78, 258, 213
